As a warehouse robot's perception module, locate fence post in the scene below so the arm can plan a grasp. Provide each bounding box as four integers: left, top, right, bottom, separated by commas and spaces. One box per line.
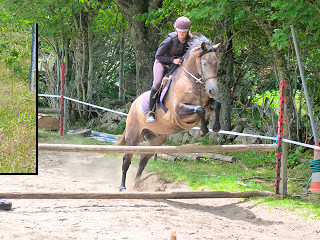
274, 81, 285, 195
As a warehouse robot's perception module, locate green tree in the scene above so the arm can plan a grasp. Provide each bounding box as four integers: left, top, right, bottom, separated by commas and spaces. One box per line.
169, 0, 320, 143
114, 0, 164, 95
7, 0, 135, 121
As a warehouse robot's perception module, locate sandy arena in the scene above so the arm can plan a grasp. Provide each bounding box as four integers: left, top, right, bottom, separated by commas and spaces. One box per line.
0, 151, 319, 239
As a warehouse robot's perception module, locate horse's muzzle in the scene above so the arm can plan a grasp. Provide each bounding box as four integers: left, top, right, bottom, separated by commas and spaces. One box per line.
205, 78, 218, 98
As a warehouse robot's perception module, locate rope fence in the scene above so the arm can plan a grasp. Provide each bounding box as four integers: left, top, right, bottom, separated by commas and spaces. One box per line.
38, 93, 320, 151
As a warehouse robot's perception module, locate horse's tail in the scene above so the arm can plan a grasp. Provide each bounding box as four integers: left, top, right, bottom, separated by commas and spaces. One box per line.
116, 130, 126, 146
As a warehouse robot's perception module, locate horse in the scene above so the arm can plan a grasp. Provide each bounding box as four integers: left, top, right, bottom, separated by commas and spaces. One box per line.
117, 35, 221, 191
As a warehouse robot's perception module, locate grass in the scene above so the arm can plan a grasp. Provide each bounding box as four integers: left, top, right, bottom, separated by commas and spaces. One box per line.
0, 78, 36, 173
0, 21, 36, 173
142, 150, 320, 220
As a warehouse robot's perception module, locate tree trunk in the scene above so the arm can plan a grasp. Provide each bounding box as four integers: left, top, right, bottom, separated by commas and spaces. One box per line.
217, 28, 233, 131
71, 10, 92, 121
119, 29, 125, 101
271, 48, 298, 142
255, 22, 297, 195
115, 0, 163, 96
246, 8, 298, 142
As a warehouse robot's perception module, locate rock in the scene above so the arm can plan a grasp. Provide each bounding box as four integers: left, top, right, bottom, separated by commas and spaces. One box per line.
108, 123, 118, 131
227, 125, 244, 141
234, 128, 262, 144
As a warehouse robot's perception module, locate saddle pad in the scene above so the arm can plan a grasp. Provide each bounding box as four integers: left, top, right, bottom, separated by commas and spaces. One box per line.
141, 75, 173, 113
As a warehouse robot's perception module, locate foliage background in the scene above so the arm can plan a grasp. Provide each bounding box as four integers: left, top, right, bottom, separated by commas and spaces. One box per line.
3, 0, 320, 145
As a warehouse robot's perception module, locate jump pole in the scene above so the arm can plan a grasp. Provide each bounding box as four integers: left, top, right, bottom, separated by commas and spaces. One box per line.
38, 143, 276, 154
0, 191, 272, 200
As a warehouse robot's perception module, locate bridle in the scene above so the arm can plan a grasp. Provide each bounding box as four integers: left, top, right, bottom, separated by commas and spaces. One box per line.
181, 47, 217, 86
181, 65, 204, 85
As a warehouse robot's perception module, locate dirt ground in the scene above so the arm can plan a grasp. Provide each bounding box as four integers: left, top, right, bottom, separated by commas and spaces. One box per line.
0, 151, 319, 240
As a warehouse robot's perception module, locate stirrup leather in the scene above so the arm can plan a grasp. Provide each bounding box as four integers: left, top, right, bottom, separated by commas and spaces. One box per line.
146, 111, 156, 123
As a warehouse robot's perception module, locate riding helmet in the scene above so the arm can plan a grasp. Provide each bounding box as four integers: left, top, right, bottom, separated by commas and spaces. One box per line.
174, 16, 191, 32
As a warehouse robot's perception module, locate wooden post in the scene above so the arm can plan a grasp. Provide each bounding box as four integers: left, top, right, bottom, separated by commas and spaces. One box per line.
38, 109, 61, 114
170, 230, 177, 240
157, 153, 235, 162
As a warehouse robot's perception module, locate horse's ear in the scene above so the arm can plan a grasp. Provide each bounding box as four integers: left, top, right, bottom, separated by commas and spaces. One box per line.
212, 42, 221, 51
201, 42, 206, 51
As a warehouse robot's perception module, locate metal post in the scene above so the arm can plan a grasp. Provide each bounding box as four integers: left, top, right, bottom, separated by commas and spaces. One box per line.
29, 23, 37, 90
290, 25, 319, 144
291, 25, 320, 192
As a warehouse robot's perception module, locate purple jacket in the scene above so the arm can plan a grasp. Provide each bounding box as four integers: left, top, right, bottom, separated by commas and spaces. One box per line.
155, 32, 193, 64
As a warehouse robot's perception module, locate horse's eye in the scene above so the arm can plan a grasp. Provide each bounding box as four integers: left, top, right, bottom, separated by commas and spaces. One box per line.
201, 61, 207, 66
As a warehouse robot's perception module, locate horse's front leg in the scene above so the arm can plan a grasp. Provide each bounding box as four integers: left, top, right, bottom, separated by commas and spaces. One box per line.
176, 103, 208, 137
120, 153, 132, 192
209, 99, 221, 132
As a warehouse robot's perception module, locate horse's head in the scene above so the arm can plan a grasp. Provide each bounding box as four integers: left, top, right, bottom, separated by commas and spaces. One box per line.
196, 42, 221, 98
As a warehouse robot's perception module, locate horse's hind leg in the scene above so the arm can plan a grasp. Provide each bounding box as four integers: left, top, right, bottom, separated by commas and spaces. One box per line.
135, 153, 154, 181
135, 132, 166, 182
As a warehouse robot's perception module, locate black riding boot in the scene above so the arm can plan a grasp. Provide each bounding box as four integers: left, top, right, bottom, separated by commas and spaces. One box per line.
146, 88, 158, 123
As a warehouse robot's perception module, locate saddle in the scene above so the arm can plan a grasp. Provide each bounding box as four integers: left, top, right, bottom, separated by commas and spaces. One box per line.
141, 75, 173, 113
141, 63, 180, 113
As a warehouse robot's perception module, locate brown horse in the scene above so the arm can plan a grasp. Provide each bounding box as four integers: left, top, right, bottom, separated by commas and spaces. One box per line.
117, 35, 221, 191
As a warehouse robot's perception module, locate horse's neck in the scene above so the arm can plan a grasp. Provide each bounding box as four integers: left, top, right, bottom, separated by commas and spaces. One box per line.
175, 54, 201, 89
168, 54, 206, 98
182, 55, 199, 79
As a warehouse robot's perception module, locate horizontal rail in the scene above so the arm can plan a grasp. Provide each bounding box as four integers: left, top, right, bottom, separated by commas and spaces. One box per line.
38, 108, 61, 114
0, 191, 272, 199
38, 143, 276, 154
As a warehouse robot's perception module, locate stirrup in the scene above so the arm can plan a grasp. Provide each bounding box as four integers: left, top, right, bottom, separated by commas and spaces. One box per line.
146, 111, 156, 123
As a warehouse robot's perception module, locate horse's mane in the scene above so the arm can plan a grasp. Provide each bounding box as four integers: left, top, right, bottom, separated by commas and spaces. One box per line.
184, 33, 212, 60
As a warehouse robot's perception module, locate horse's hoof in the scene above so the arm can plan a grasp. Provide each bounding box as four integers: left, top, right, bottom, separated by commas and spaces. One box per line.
195, 130, 207, 138
212, 123, 221, 132
119, 186, 126, 192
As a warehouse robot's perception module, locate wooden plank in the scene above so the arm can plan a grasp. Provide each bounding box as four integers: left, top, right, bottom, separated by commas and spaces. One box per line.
0, 191, 272, 199
38, 108, 61, 114
195, 153, 235, 162
157, 153, 235, 162
38, 143, 276, 154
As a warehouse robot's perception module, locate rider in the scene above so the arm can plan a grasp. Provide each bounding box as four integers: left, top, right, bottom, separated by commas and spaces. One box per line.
146, 16, 193, 123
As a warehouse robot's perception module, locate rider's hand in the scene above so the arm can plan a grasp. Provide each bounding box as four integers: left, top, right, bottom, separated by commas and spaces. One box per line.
173, 58, 183, 65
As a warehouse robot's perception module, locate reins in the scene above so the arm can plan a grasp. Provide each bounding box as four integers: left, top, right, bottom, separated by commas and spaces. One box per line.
181, 65, 205, 85
180, 48, 216, 86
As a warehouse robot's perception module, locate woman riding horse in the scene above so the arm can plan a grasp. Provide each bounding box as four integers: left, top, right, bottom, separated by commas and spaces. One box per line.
117, 33, 221, 192
146, 16, 193, 123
